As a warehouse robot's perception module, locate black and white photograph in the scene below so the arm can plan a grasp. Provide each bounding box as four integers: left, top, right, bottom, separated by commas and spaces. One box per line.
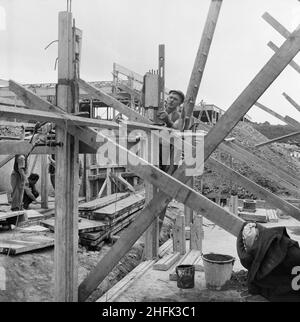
0, 0, 300, 306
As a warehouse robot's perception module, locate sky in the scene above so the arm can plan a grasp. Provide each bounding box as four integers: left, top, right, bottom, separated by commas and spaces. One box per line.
0, 0, 299, 124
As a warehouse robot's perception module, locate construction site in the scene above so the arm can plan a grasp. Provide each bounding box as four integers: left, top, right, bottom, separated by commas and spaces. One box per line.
0, 0, 300, 304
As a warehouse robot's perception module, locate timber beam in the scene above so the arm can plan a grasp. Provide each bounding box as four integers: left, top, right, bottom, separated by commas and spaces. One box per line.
268, 42, 300, 75
254, 102, 300, 129
78, 79, 151, 124
255, 130, 300, 148
282, 92, 300, 113
0, 140, 56, 155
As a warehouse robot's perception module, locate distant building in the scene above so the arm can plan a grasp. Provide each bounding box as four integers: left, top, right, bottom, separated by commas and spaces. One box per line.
193, 103, 252, 125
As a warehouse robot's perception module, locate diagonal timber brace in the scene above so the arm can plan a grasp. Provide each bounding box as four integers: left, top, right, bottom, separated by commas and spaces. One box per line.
255, 130, 300, 148
282, 92, 300, 113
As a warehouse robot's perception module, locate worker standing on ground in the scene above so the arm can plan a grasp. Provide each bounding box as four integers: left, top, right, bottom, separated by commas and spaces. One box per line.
23, 173, 39, 210
10, 154, 29, 211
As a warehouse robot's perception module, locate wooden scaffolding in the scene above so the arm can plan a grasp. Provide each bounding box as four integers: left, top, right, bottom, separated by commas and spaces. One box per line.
0, 1, 300, 302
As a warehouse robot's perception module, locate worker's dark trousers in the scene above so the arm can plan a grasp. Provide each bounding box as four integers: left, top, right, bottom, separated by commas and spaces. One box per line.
50, 174, 55, 189
10, 171, 25, 211
23, 191, 39, 210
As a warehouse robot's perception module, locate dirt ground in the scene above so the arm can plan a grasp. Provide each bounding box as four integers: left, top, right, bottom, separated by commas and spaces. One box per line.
0, 208, 172, 302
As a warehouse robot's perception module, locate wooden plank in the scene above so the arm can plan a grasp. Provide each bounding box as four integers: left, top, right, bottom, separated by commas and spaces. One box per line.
0, 102, 125, 132
0, 210, 27, 222
79, 192, 129, 211
19, 225, 50, 233
42, 217, 106, 233
114, 63, 144, 84
41, 155, 48, 208
80, 211, 140, 247
282, 92, 300, 113
285, 116, 300, 128
238, 209, 268, 223
0, 140, 55, 155
207, 157, 300, 221
185, 226, 191, 240
93, 203, 144, 228
0, 104, 65, 127
98, 260, 153, 302
181, 249, 202, 265
184, 178, 194, 227
158, 44, 165, 112
110, 172, 135, 192
0, 236, 54, 255
255, 131, 300, 148
182, 0, 223, 130
0, 97, 27, 107
142, 134, 159, 260
267, 209, 279, 223
106, 167, 112, 196
268, 42, 300, 74
254, 102, 300, 129
0, 155, 14, 169
153, 252, 181, 271
29, 154, 39, 174
262, 12, 291, 39
190, 214, 203, 251
2, 90, 168, 135
173, 214, 186, 255
229, 195, 239, 215
78, 79, 151, 124
54, 11, 79, 302
97, 178, 107, 198
194, 256, 204, 272
97, 239, 173, 302
93, 194, 145, 218
0, 193, 8, 205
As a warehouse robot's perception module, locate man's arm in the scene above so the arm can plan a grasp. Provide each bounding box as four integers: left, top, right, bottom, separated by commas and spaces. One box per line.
172, 118, 183, 130
157, 111, 182, 129
24, 183, 37, 201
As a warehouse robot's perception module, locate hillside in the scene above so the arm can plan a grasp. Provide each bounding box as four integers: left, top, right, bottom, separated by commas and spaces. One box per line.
196, 121, 300, 200
252, 122, 300, 146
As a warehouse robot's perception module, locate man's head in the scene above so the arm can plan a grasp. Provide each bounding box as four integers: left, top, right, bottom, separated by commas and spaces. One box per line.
28, 173, 39, 185
165, 90, 185, 113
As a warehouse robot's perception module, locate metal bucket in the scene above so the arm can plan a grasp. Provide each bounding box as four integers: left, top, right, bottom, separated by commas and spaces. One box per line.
202, 253, 235, 290
176, 264, 195, 289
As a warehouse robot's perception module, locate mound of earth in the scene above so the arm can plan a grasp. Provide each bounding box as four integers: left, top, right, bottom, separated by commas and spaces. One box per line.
197, 122, 300, 199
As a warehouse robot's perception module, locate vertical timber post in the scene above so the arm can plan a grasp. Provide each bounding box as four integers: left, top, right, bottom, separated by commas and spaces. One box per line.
183, 0, 223, 223
143, 135, 159, 259
41, 155, 49, 209
54, 11, 79, 302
